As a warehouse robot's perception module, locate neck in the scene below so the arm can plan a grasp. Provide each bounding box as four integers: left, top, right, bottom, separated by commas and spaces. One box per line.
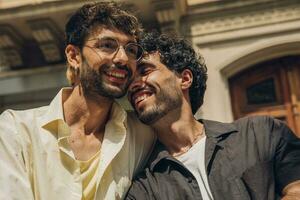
152, 101, 204, 156
63, 85, 113, 135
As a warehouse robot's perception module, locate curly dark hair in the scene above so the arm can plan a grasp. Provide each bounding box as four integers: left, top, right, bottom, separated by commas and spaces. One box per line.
65, 1, 141, 48
140, 32, 208, 114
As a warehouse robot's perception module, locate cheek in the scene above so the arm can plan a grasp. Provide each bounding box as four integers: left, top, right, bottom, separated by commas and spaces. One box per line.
129, 62, 137, 74
84, 53, 110, 70
144, 73, 160, 83
146, 73, 173, 88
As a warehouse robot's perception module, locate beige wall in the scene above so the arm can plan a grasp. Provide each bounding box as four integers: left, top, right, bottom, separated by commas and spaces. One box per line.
0, 0, 60, 8
180, 0, 300, 122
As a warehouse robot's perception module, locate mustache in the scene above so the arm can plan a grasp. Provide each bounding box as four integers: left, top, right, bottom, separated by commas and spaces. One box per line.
128, 85, 154, 100
100, 64, 132, 77
81, 59, 132, 78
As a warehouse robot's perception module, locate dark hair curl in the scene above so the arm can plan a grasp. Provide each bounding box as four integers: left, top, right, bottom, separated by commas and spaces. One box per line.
65, 1, 141, 48
140, 31, 207, 114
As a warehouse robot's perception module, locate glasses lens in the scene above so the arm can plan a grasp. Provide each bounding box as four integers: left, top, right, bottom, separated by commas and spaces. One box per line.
125, 43, 143, 61
97, 38, 118, 54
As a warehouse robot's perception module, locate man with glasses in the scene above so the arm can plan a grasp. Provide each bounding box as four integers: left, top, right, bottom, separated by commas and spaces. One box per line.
0, 2, 155, 200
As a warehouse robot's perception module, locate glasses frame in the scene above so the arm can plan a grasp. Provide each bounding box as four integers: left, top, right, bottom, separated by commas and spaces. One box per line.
83, 37, 144, 62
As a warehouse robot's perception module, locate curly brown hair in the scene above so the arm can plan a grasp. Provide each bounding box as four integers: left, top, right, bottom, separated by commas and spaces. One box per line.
65, 1, 142, 86
140, 31, 208, 114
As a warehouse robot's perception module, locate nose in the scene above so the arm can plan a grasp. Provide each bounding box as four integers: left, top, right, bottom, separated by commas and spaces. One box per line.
113, 46, 129, 66
128, 75, 145, 93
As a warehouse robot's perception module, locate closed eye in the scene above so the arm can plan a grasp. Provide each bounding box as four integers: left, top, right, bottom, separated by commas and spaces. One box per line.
139, 66, 154, 76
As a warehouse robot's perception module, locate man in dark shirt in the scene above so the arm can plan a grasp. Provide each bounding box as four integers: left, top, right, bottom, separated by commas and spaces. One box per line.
125, 32, 300, 200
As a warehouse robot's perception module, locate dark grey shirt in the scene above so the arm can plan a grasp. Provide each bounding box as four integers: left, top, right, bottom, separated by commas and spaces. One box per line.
126, 116, 300, 200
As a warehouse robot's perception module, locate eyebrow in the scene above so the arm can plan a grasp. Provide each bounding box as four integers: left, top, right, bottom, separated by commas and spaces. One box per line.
92, 36, 136, 44
137, 61, 155, 70
137, 63, 146, 70
96, 36, 114, 40
86, 36, 113, 42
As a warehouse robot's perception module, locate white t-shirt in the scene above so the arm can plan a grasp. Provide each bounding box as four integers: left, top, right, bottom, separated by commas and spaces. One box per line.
176, 136, 214, 200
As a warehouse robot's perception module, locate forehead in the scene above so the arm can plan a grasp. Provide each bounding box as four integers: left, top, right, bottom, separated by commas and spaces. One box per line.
139, 51, 167, 69
86, 26, 136, 43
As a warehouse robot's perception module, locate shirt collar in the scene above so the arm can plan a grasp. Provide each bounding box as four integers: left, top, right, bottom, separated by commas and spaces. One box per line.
40, 88, 68, 138
200, 119, 237, 138
148, 141, 171, 171
107, 101, 127, 132
148, 119, 238, 171
40, 87, 127, 139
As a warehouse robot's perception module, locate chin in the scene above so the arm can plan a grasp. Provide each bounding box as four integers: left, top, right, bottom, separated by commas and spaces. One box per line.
98, 85, 127, 99
102, 90, 126, 99
137, 110, 162, 125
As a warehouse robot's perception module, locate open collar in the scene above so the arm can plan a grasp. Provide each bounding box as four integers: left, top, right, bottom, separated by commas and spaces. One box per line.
200, 119, 237, 139
39, 88, 127, 140
149, 119, 238, 171
40, 88, 68, 139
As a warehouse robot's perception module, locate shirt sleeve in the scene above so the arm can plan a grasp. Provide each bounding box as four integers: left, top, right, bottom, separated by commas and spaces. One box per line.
269, 117, 300, 194
0, 110, 34, 200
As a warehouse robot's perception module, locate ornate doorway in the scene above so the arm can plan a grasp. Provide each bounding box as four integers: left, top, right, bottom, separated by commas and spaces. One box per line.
229, 56, 300, 137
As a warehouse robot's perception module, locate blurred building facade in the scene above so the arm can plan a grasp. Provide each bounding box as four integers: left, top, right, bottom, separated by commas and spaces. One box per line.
0, 0, 299, 135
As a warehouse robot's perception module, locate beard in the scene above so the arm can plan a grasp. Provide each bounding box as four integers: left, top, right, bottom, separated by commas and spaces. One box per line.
136, 76, 182, 125
80, 60, 131, 99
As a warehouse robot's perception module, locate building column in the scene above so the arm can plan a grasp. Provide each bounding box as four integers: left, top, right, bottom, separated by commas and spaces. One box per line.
151, 0, 186, 34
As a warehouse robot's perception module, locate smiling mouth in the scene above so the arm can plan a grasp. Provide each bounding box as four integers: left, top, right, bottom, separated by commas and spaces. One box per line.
105, 71, 127, 79
131, 90, 154, 108
103, 69, 130, 85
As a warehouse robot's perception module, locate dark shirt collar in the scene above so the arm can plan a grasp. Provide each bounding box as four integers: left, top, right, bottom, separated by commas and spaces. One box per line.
201, 119, 237, 138
149, 119, 238, 171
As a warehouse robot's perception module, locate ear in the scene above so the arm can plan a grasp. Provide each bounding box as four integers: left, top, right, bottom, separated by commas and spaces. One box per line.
180, 69, 193, 90
65, 44, 81, 69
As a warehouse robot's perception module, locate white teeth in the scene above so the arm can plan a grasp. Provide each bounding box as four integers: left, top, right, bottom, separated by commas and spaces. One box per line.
107, 71, 126, 78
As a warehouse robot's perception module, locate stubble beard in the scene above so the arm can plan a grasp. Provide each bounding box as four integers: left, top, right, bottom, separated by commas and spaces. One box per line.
136, 77, 182, 125
80, 60, 130, 99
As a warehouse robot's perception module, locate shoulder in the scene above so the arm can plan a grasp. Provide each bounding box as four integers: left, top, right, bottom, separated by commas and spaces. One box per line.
234, 115, 276, 127
0, 110, 17, 132
231, 116, 300, 155
0, 109, 31, 129
126, 111, 154, 135
1, 106, 48, 125
203, 115, 297, 151
233, 115, 292, 137
126, 167, 154, 199
0, 109, 28, 149
0, 106, 48, 138
126, 111, 143, 124
126, 111, 156, 149
202, 115, 289, 137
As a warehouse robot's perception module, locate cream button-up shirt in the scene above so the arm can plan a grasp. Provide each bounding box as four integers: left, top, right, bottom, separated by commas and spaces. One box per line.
0, 88, 156, 200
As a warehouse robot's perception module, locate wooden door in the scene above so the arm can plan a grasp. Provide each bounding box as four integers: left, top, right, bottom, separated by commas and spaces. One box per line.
229, 56, 300, 137
286, 58, 300, 135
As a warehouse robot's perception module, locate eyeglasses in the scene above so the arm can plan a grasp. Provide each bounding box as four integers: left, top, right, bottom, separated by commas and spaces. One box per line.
84, 37, 144, 62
